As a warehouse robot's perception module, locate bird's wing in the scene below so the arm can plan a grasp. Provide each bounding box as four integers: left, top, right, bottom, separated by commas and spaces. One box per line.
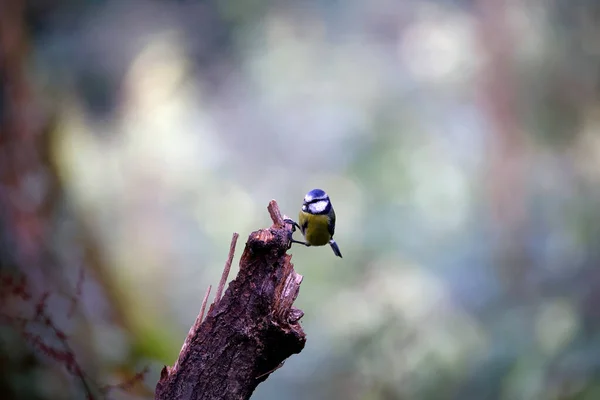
328, 207, 336, 237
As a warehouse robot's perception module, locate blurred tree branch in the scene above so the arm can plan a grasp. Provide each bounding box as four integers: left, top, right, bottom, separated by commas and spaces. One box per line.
475, 0, 530, 294
155, 200, 306, 400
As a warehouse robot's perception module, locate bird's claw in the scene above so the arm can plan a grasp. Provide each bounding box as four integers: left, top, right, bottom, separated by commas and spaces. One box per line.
283, 218, 299, 233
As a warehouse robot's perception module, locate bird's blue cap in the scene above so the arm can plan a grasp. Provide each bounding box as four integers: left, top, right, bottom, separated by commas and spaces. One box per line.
304, 188, 328, 203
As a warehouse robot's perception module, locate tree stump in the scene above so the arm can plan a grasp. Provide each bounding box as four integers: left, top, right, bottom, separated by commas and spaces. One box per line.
155, 200, 306, 400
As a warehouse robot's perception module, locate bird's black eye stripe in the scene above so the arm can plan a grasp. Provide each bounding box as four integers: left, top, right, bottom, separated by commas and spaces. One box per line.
306, 197, 328, 204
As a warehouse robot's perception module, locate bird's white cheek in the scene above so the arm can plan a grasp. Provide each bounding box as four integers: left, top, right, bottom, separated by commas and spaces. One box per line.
309, 200, 328, 213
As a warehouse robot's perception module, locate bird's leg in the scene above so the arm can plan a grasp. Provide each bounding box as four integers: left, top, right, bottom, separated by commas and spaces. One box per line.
290, 239, 310, 246
286, 231, 295, 250
284, 218, 298, 248
284, 218, 309, 249
289, 238, 311, 247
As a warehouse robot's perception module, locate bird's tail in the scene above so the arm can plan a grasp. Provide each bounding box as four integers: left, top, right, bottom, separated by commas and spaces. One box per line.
329, 239, 343, 258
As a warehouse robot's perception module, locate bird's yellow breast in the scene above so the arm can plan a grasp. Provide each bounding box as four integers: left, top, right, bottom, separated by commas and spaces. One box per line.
298, 211, 331, 246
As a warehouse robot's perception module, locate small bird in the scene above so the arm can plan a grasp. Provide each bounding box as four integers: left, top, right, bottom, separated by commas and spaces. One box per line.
285, 188, 342, 258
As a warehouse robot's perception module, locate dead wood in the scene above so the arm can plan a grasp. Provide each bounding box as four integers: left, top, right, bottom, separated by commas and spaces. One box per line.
155, 200, 305, 400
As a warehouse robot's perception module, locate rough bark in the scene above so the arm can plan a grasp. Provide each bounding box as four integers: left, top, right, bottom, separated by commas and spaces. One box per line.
155, 200, 306, 400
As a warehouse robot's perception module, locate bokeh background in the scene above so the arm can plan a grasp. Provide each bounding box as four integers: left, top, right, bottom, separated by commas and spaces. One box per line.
2, 0, 600, 399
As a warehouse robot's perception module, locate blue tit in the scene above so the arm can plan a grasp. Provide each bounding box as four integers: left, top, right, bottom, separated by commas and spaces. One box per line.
285, 189, 342, 258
